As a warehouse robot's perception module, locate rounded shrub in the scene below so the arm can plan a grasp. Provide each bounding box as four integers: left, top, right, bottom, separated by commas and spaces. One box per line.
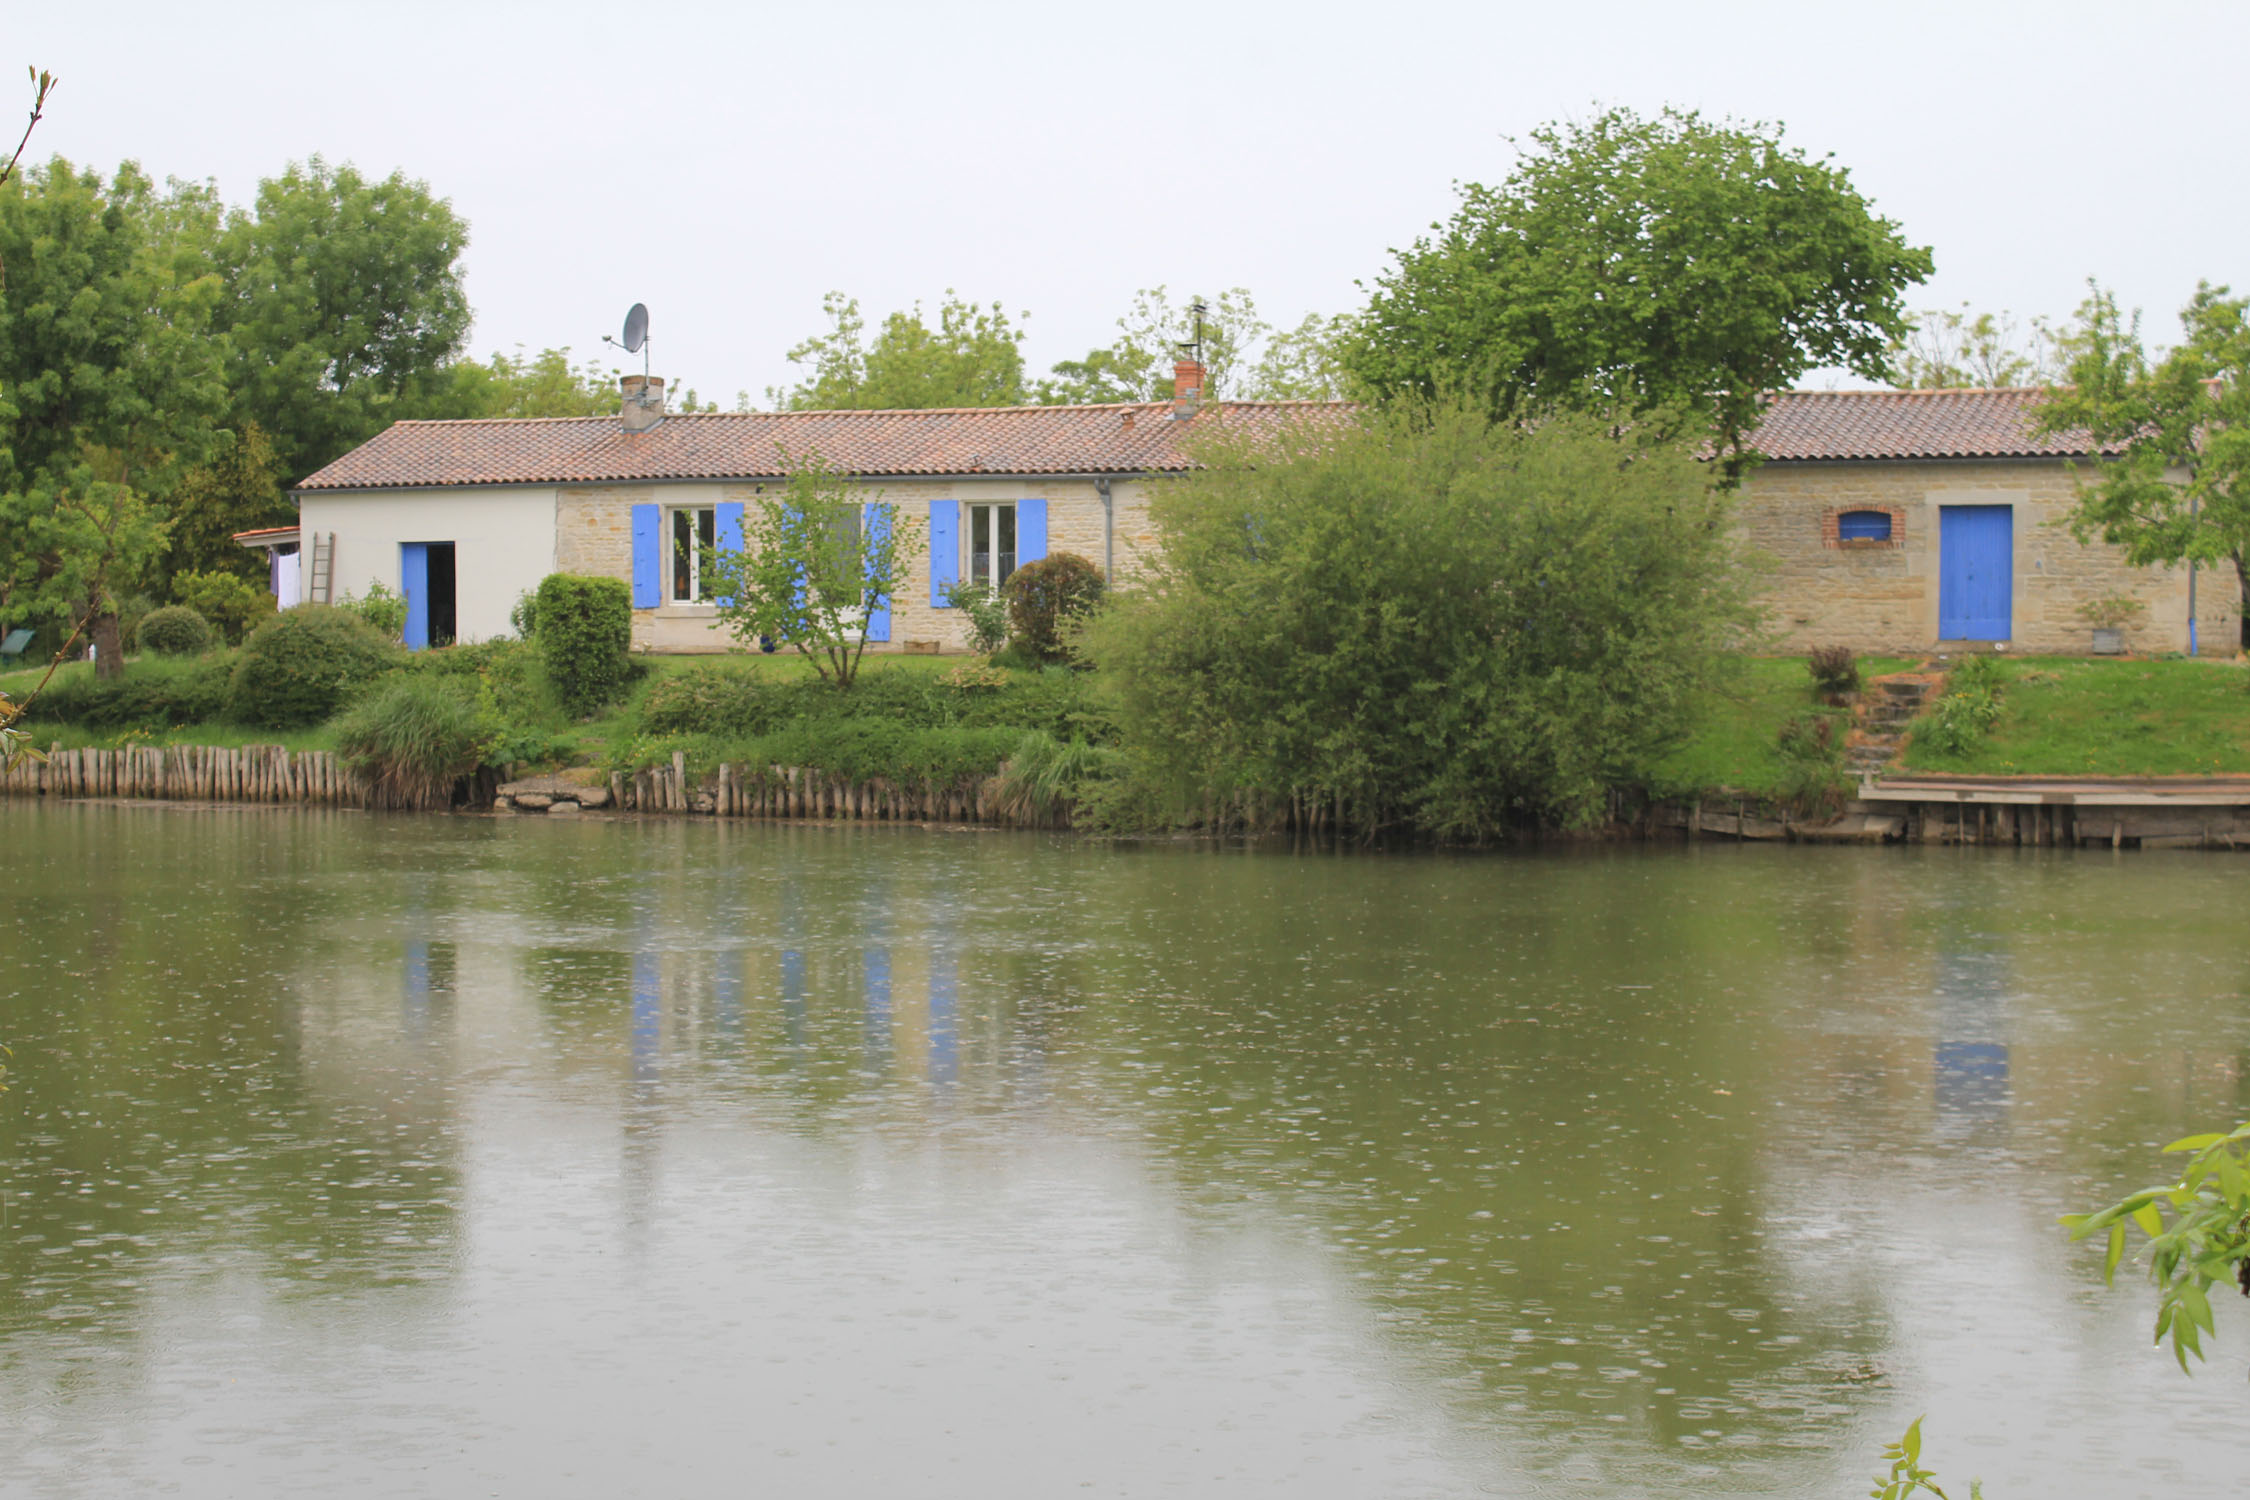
174, 569, 278, 645
1003, 552, 1105, 664
137, 605, 217, 657
230, 605, 402, 729
535, 573, 632, 717
334, 676, 487, 810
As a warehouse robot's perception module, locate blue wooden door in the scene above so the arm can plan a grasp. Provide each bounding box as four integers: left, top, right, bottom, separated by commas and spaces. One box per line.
400, 542, 430, 650
1939, 506, 2013, 640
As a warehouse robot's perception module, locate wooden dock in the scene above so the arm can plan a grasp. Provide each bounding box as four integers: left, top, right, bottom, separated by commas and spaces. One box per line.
1856, 774, 2250, 848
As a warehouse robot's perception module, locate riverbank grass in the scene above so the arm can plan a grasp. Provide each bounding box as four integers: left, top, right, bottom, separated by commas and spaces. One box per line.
1901, 655, 2250, 777
1647, 655, 1917, 797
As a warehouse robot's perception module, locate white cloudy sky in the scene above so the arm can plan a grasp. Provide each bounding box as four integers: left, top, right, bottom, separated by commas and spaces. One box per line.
14, 1, 2245, 404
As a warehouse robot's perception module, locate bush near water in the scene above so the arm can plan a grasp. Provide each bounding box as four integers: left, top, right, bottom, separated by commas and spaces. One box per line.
534, 573, 632, 717
334, 676, 488, 810
230, 606, 404, 729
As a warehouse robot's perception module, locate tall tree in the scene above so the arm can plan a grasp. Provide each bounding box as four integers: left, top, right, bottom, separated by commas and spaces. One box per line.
162, 421, 290, 589
1040, 286, 1316, 403
0, 158, 228, 675
216, 157, 472, 480
768, 291, 1028, 410
1344, 107, 1934, 480
2036, 281, 2250, 650
1888, 304, 2059, 389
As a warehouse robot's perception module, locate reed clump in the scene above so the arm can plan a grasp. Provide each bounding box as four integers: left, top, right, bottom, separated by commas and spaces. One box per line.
334, 676, 487, 810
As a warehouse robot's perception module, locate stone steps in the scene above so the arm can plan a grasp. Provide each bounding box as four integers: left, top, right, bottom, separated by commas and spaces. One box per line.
1844, 669, 1945, 778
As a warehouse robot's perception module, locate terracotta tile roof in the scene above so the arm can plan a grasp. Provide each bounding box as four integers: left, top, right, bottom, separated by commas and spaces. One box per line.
295, 388, 2111, 492
1746, 387, 2111, 462
231, 524, 300, 542
294, 401, 1344, 491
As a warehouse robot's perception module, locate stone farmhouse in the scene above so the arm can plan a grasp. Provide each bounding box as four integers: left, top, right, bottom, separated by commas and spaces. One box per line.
277, 368, 2237, 657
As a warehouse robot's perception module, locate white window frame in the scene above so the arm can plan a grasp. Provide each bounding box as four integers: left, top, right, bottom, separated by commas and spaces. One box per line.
669, 505, 716, 605
963, 500, 1018, 593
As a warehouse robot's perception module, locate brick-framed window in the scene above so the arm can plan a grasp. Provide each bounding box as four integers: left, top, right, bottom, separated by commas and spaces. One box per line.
1822, 506, 1905, 550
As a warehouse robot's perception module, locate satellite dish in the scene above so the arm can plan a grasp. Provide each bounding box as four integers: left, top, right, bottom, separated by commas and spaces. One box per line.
621, 303, 649, 355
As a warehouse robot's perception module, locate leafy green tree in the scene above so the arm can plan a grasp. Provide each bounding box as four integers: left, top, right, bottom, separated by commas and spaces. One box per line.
706, 452, 922, 687
171, 567, 275, 644
447, 345, 621, 417
1888, 303, 2058, 389
0, 158, 228, 677
1344, 107, 1934, 481
2063, 1122, 2250, 1372
162, 421, 290, 588
768, 291, 1028, 409
1077, 402, 1757, 836
1040, 286, 1332, 403
2035, 280, 2250, 650
215, 156, 472, 479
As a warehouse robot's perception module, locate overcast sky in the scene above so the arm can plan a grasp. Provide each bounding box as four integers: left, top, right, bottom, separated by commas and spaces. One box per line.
14, 1, 2245, 404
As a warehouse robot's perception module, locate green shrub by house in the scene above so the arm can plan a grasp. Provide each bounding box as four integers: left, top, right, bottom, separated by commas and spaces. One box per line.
334, 676, 487, 810
638, 660, 1105, 743
1003, 552, 1104, 664
137, 606, 217, 658
1915, 655, 2007, 756
615, 718, 1024, 788
172, 569, 277, 645
1079, 403, 1757, 836
535, 573, 632, 717
18, 654, 235, 728
229, 606, 401, 729
339, 579, 409, 642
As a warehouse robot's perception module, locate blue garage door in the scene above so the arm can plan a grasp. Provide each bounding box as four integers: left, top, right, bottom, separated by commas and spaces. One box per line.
1939, 506, 2013, 641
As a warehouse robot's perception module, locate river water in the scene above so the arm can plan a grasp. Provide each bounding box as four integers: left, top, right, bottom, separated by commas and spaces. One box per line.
0, 802, 2243, 1497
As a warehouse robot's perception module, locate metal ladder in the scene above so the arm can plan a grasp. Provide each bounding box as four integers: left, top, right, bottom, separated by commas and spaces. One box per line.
308, 531, 334, 604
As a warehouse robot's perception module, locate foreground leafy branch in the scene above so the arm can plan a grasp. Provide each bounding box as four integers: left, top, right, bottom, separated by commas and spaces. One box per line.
2061, 1123, 2250, 1371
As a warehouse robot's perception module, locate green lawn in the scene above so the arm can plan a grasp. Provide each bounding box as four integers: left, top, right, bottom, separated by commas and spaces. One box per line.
558, 650, 967, 762
11, 648, 974, 760
1900, 656, 2250, 777
1647, 655, 1918, 797
20, 648, 2249, 788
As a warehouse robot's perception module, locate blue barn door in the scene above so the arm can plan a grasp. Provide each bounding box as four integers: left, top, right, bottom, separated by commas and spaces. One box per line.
1939, 506, 2013, 641
400, 542, 430, 650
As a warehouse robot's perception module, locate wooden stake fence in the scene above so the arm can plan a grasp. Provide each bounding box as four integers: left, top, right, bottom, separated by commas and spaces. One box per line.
0, 743, 360, 806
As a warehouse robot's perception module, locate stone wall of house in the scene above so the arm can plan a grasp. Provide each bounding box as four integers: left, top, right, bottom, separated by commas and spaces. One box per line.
554, 476, 1163, 655
1738, 459, 2240, 654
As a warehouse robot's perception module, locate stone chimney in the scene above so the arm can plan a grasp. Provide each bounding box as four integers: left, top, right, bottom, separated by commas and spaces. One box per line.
620, 374, 666, 433
1171, 359, 1204, 421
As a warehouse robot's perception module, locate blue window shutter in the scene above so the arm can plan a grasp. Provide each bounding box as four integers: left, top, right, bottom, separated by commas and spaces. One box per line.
863, 502, 892, 642
714, 501, 745, 605
929, 500, 959, 607
630, 503, 662, 607
1017, 498, 1047, 565
400, 542, 429, 650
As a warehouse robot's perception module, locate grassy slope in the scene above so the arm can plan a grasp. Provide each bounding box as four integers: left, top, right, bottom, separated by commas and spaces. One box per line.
1648, 656, 1917, 797
13, 648, 972, 758
1899, 656, 2250, 777
19, 650, 2248, 785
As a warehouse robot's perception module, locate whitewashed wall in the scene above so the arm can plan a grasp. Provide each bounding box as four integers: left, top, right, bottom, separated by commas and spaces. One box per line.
294, 487, 559, 642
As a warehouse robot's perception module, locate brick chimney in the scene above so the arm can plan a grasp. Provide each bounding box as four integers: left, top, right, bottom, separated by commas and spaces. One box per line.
620, 374, 666, 433
1171, 359, 1204, 420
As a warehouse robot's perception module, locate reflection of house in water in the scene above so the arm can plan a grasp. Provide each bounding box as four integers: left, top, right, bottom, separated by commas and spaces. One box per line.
403, 937, 456, 1039
1931, 945, 2012, 1137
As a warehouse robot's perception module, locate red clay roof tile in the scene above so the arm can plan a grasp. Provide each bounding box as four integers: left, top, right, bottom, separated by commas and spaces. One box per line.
294, 401, 1338, 491
1746, 387, 2110, 463
293, 388, 2108, 492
